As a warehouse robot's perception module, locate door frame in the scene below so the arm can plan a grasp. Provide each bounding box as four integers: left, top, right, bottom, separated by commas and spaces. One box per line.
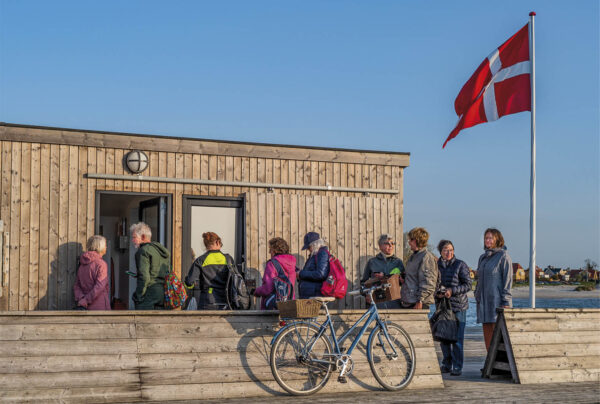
181, 195, 246, 275
95, 190, 173, 251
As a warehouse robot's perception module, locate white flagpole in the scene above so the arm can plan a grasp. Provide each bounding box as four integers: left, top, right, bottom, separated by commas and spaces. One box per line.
528, 12, 536, 308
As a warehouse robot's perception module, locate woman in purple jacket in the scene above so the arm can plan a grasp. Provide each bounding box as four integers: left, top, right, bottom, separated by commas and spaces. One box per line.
74, 235, 111, 310
253, 237, 297, 310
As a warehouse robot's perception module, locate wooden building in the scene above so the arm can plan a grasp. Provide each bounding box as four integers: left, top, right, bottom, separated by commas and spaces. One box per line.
0, 123, 409, 311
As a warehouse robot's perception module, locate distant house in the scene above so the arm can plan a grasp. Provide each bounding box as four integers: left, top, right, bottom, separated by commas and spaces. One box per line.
513, 263, 526, 281
586, 269, 599, 281
570, 269, 582, 279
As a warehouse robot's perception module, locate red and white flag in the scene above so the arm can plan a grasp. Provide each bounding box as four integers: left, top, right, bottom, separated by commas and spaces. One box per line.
443, 23, 531, 148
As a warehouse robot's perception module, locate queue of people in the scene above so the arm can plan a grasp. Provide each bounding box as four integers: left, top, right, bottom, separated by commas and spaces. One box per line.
74, 222, 513, 377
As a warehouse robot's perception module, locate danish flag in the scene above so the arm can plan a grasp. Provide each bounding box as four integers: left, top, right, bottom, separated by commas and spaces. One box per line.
443, 23, 531, 148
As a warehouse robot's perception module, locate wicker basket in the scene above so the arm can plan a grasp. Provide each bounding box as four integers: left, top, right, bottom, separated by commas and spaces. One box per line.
365, 274, 402, 303
277, 299, 321, 319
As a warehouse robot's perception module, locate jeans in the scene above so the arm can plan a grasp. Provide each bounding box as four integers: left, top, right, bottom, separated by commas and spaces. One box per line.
440, 309, 467, 371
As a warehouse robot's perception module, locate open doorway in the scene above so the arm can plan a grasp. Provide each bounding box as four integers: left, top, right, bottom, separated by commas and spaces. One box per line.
96, 192, 172, 309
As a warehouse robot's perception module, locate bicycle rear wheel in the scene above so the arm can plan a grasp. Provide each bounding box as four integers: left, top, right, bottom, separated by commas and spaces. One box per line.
270, 323, 333, 395
368, 323, 415, 391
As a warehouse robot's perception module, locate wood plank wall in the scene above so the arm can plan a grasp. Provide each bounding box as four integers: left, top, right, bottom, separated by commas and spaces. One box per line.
500, 309, 600, 384
0, 139, 404, 311
0, 310, 442, 402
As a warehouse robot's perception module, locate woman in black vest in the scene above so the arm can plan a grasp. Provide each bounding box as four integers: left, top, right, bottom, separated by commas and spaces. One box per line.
436, 239, 472, 376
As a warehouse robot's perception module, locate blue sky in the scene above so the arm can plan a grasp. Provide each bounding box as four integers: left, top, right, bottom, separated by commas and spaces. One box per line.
1, 0, 598, 269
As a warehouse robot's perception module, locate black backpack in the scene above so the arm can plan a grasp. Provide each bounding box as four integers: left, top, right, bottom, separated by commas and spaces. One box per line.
225, 255, 251, 310
264, 258, 293, 310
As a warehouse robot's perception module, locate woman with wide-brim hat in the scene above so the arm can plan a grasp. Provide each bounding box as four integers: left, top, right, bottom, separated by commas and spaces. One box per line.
297, 232, 330, 299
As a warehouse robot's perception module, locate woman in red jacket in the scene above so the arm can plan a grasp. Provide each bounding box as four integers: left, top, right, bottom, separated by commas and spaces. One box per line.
74, 235, 111, 310
253, 237, 297, 310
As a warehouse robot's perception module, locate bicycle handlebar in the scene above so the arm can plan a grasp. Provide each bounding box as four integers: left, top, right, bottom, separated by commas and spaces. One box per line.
347, 282, 391, 296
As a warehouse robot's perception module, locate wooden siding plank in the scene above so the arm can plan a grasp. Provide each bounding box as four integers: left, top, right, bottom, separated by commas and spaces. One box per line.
48, 145, 60, 310
174, 153, 183, 275
199, 154, 208, 195
343, 197, 353, 305
358, 197, 366, 309
57, 145, 70, 309
18, 143, 31, 310
38, 145, 50, 310
86, 147, 96, 238
225, 155, 234, 197
192, 154, 201, 195
274, 193, 282, 240
29, 144, 41, 310
208, 155, 217, 195
248, 192, 258, 275
266, 192, 274, 244
351, 197, 360, 309
149, 151, 159, 193
95, 148, 105, 190
77, 147, 88, 278
313, 194, 322, 235
336, 196, 345, 309
105, 148, 114, 191
289, 194, 299, 268
114, 149, 124, 191
0, 142, 12, 309
257, 193, 267, 273
216, 155, 225, 196
158, 152, 168, 194
67, 146, 80, 309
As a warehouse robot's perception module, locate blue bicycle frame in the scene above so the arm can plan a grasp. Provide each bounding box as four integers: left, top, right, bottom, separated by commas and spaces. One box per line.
271, 300, 398, 359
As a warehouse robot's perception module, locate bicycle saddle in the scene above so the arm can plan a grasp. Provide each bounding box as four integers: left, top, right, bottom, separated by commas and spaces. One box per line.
312, 296, 336, 302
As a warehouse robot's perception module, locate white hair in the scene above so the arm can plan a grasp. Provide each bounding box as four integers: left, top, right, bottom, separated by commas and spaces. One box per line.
309, 238, 327, 256
130, 222, 152, 240
86, 235, 107, 253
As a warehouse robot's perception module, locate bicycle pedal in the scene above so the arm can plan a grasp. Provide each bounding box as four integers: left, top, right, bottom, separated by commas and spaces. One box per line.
337, 376, 347, 383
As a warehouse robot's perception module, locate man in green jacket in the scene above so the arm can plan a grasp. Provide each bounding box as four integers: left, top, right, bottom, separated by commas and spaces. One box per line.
130, 222, 170, 310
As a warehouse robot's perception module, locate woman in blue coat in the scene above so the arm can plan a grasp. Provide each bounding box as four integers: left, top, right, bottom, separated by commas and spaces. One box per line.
435, 240, 472, 376
475, 228, 513, 351
298, 232, 330, 299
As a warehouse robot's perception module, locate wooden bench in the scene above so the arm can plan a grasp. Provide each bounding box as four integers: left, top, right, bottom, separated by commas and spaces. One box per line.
483, 308, 600, 384
0, 309, 443, 402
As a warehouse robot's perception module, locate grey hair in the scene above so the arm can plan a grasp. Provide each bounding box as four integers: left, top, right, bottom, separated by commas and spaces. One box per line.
130, 222, 152, 240
309, 238, 327, 256
378, 234, 393, 245
86, 235, 107, 253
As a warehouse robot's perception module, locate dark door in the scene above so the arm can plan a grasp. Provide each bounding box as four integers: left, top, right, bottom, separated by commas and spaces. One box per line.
139, 197, 167, 245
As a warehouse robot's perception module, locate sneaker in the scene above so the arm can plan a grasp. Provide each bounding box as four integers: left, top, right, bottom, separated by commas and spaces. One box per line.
451, 369, 462, 376
440, 366, 451, 373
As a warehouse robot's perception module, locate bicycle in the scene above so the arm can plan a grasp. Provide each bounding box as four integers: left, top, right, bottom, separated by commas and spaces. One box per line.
269, 283, 416, 395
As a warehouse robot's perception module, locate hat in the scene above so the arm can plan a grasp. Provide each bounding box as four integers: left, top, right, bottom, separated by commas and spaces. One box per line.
302, 232, 320, 250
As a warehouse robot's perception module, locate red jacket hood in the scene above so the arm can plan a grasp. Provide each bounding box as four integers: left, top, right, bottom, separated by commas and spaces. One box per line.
272, 254, 297, 276
80, 251, 103, 265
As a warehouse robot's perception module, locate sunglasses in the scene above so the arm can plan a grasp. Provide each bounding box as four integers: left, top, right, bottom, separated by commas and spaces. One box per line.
382, 242, 395, 246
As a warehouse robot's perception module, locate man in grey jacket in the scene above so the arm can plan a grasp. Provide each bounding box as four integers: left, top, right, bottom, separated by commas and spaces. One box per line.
401, 227, 438, 310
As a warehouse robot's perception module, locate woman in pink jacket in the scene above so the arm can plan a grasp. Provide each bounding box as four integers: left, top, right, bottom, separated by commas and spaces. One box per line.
253, 237, 297, 310
74, 235, 111, 310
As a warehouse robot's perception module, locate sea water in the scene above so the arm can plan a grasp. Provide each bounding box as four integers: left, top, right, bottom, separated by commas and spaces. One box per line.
431, 297, 600, 328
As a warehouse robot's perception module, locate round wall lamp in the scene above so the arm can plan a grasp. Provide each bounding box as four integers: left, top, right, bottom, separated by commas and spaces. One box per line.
125, 150, 149, 174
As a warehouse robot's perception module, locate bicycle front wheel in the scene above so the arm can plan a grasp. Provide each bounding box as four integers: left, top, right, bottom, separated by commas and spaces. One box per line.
368, 323, 416, 391
270, 323, 333, 395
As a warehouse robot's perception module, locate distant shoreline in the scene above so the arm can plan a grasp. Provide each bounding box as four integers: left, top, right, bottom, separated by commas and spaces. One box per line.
467, 284, 600, 299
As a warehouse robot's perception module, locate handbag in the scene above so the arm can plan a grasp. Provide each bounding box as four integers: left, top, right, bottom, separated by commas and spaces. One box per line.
429, 297, 459, 343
